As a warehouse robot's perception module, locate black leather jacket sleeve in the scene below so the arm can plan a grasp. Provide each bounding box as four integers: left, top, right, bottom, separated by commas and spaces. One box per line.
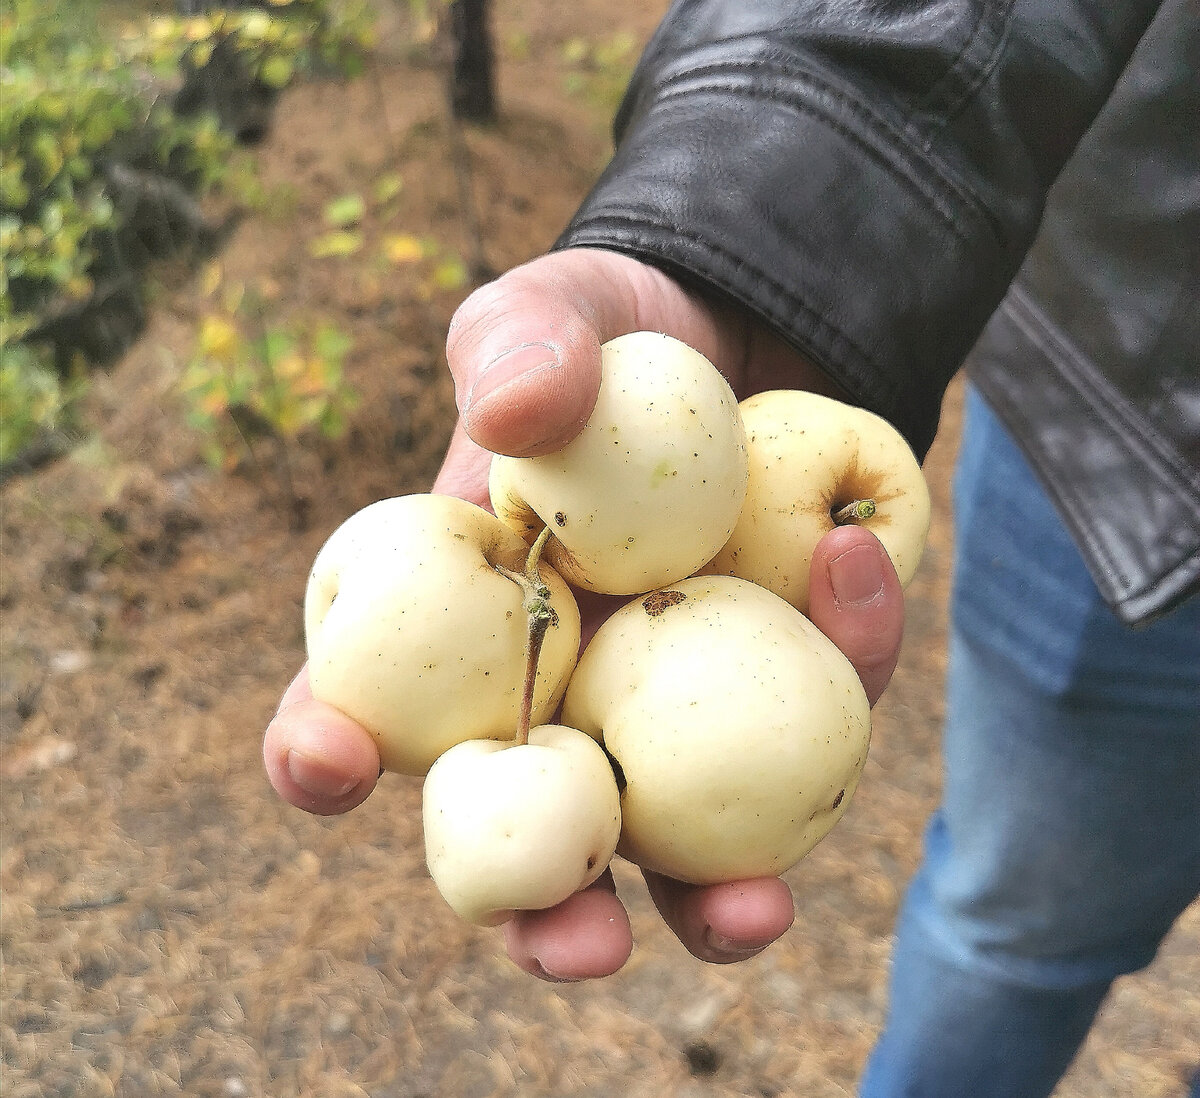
556, 0, 1161, 459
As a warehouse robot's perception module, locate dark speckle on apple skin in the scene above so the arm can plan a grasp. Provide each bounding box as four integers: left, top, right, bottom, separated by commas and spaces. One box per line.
642, 590, 687, 617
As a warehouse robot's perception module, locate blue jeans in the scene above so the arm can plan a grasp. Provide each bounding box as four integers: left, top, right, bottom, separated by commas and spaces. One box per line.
860, 387, 1200, 1098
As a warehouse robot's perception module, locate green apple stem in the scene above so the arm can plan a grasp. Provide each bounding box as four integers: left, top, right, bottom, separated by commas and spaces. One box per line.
833, 499, 877, 525
495, 525, 557, 747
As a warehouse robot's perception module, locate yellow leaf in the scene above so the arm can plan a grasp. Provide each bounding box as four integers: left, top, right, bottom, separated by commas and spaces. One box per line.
198, 316, 240, 362
147, 17, 177, 42
239, 11, 271, 40
383, 234, 424, 265
184, 16, 210, 42
295, 361, 328, 396
190, 40, 214, 68
274, 352, 306, 380
309, 231, 363, 259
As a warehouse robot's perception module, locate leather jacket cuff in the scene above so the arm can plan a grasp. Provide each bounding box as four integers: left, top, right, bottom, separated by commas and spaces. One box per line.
556, 61, 1019, 459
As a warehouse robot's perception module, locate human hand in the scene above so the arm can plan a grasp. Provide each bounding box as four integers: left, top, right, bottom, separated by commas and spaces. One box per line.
264, 247, 906, 979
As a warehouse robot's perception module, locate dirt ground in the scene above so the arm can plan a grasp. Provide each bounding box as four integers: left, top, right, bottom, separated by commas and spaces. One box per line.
2, 3, 1197, 1096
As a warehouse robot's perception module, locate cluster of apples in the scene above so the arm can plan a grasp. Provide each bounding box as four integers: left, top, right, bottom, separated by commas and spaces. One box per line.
304, 333, 931, 926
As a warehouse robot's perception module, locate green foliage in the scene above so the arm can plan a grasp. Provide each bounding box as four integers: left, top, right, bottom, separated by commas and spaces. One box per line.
0, 0, 376, 470
377, 231, 469, 298
301, 178, 469, 297
561, 32, 637, 116
0, 341, 81, 466
323, 192, 367, 227
181, 280, 360, 471
224, 160, 300, 218
123, 1, 378, 87
0, 63, 227, 338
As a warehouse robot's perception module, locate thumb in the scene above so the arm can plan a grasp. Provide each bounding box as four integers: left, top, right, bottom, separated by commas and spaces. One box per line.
446, 255, 607, 457
806, 525, 906, 707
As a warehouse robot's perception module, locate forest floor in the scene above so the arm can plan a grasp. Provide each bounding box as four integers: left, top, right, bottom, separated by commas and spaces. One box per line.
3, 2, 1197, 1095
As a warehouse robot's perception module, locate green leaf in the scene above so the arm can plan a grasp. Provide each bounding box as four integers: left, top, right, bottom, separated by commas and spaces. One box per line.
431, 255, 469, 292
313, 323, 351, 362
372, 172, 404, 205
258, 54, 294, 89
323, 193, 365, 228
259, 328, 295, 364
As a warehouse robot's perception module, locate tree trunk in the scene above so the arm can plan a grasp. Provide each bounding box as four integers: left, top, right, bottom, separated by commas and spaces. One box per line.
447, 0, 497, 123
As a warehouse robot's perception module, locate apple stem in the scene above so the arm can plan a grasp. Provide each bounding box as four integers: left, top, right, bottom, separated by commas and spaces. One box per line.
515, 611, 548, 747
524, 524, 554, 581
495, 525, 557, 747
833, 499, 877, 525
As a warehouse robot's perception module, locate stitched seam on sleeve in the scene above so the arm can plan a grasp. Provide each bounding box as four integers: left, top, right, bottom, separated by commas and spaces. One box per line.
649, 60, 1003, 246
918, 0, 1015, 121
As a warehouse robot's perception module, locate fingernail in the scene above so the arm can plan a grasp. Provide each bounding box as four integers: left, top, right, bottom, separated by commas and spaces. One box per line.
531, 958, 583, 984
828, 544, 885, 607
465, 342, 560, 418
286, 750, 359, 798
703, 928, 766, 959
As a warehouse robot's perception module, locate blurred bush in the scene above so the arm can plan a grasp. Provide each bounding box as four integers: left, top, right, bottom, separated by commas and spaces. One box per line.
0, 0, 374, 475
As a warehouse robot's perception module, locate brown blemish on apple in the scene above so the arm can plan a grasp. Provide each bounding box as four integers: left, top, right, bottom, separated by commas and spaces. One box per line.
554, 511, 567, 527
832, 788, 845, 809
826, 455, 903, 521
642, 590, 687, 617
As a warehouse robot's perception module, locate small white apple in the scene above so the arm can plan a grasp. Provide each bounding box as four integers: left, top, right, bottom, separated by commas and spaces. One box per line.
489, 331, 749, 595
562, 575, 870, 886
422, 724, 622, 926
304, 494, 580, 776
701, 390, 931, 613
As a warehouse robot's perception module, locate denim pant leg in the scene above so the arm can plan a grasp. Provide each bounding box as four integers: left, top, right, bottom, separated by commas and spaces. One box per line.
860, 387, 1200, 1098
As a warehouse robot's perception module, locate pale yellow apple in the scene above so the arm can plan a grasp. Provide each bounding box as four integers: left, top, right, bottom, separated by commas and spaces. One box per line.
490, 331, 749, 595
702, 390, 931, 613
562, 576, 871, 885
422, 724, 622, 925
304, 494, 580, 776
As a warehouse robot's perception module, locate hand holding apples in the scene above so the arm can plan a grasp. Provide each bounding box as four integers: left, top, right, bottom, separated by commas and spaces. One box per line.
268, 247, 913, 979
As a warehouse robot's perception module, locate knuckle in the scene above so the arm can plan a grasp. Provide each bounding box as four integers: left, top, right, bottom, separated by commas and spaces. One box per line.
446, 272, 543, 368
